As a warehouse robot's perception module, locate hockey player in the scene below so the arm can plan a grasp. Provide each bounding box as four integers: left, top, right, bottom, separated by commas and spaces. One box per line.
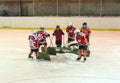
53, 25, 64, 47
76, 31, 88, 61
36, 25, 50, 51
80, 22, 91, 43
66, 22, 76, 43
28, 30, 39, 59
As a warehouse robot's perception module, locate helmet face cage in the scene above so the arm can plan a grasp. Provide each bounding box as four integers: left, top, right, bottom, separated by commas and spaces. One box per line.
77, 32, 84, 36
83, 22, 87, 27
40, 28, 44, 30
74, 29, 80, 35
40, 25, 44, 30
68, 22, 73, 27
31, 30, 36, 35
56, 25, 60, 30
77, 32, 80, 35
68, 25, 72, 27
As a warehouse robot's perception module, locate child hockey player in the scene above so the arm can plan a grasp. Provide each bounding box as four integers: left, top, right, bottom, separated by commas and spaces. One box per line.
76, 31, 88, 61
80, 22, 91, 43
66, 22, 76, 43
36, 25, 50, 51
28, 30, 39, 59
53, 25, 64, 47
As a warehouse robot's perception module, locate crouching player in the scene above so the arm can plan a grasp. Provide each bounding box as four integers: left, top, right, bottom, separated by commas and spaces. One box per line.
53, 25, 64, 47
36, 25, 50, 51
28, 30, 39, 60
76, 31, 88, 61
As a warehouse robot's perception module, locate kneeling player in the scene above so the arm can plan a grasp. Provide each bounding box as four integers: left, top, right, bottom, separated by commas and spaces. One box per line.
28, 30, 39, 60
76, 31, 88, 61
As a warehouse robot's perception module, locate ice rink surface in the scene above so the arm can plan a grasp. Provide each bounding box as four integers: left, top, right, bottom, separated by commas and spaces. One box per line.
0, 30, 120, 83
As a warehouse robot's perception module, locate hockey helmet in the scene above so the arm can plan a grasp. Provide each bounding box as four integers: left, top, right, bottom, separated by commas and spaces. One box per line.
31, 30, 36, 35
74, 29, 80, 34
40, 25, 45, 30
68, 22, 73, 27
56, 25, 60, 30
83, 22, 87, 27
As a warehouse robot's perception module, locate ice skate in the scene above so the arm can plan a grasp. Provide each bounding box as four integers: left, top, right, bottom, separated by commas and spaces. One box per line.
76, 57, 81, 61
83, 57, 87, 62
28, 55, 33, 60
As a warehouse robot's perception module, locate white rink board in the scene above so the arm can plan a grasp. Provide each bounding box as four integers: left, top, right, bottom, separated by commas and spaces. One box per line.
0, 17, 120, 28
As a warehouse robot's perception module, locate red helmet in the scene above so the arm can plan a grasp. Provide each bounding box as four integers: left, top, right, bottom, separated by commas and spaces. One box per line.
56, 25, 60, 29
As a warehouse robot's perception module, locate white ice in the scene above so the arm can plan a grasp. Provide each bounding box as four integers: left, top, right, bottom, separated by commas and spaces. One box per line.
0, 30, 120, 83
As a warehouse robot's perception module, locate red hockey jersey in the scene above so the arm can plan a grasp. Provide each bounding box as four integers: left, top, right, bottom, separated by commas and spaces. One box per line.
80, 27, 91, 35
76, 33, 87, 45
53, 29, 64, 41
66, 26, 76, 38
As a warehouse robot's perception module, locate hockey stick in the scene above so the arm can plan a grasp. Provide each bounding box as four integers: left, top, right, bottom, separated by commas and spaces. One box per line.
63, 35, 65, 47
49, 36, 54, 47
63, 33, 69, 47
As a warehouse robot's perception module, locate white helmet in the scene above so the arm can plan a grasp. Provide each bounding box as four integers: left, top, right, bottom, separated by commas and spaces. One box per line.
31, 30, 36, 35
74, 29, 80, 34
40, 25, 44, 29
68, 22, 73, 27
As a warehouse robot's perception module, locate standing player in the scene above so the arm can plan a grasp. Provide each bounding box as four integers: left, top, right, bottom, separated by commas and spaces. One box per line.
28, 30, 39, 59
36, 25, 50, 51
53, 25, 64, 47
76, 31, 88, 61
66, 22, 76, 43
80, 22, 91, 43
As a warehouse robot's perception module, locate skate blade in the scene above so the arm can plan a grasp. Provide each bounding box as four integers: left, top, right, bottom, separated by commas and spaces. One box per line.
28, 58, 34, 60
80, 60, 86, 63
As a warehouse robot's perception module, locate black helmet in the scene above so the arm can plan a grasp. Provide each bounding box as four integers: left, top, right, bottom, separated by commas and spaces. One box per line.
83, 22, 87, 26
